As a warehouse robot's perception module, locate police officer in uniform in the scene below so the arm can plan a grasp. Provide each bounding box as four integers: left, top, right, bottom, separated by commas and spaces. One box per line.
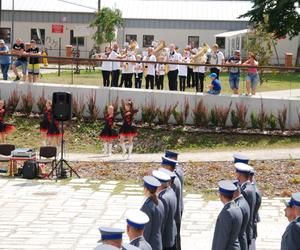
160, 156, 182, 250
141, 176, 164, 250
153, 170, 177, 250
235, 162, 256, 248
249, 169, 261, 250
165, 150, 184, 189
126, 209, 152, 250
95, 227, 125, 250
232, 180, 250, 250
281, 192, 300, 250
212, 180, 243, 250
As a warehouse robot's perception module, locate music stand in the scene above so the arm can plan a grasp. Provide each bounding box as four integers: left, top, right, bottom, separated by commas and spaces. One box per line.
48, 121, 80, 179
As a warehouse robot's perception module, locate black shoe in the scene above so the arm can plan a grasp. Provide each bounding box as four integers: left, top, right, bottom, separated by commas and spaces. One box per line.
14, 76, 20, 81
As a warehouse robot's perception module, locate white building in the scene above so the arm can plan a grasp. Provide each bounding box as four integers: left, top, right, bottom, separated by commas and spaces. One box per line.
1, 0, 299, 64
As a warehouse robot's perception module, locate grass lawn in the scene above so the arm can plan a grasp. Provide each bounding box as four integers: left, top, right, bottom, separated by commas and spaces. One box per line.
39, 68, 300, 94
6, 116, 300, 154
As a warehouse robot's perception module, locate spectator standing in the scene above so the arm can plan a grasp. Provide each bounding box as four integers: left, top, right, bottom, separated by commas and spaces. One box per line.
26, 40, 41, 83
226, 50, 241, 94
210, 44, 224, 79
11, 38, 27, 81
0, 39, 11, 80
243, 52, 259, 96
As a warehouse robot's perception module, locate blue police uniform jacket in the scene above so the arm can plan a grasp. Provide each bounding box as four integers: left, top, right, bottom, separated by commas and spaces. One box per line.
212, 201, 243, 250
281, 216, 300, 250
235, 195, 250, 250
241, 181, 256, 244
171, 176, 183, 226
158, 187, 177, 248
252, 183, 262, 239
130, 236, 152, 250
141, 197, 164, 250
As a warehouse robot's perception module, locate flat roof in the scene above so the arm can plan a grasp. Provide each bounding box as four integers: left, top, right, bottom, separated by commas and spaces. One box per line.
3, 0, 251, 21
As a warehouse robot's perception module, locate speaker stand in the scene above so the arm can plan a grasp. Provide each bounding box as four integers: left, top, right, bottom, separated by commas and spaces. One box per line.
48, 121, 80, 179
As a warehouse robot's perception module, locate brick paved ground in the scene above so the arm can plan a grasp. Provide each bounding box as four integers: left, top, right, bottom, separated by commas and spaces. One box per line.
0, 178, 287, 250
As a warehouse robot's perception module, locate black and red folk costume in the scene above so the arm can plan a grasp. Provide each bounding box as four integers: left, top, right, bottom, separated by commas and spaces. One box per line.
0, 108, 15, 134
99, 113, 118, 141
40, 108, 61, 137
119, 110, 138, 137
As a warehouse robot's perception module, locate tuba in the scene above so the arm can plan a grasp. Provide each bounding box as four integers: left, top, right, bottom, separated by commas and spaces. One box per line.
129, 40, 138, 52
154, 40, 167, 57
190, 43, 210, 66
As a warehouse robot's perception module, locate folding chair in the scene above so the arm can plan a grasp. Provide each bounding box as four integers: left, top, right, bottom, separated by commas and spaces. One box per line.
0, 144, 16, 173
36, 146, 57, 177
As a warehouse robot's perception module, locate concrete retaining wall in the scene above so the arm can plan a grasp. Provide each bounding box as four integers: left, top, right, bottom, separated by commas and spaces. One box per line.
0, 81, 299, 129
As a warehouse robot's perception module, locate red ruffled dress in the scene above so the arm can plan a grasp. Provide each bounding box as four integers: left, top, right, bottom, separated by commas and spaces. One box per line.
99, 114, 118, 141
119, 111, 138, 137
0, 108, 15, 134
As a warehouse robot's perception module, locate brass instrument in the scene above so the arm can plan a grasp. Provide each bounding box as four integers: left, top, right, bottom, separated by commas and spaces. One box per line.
153, 40, 167, 57
190, 43, 210, 66
129, 40, 138, 52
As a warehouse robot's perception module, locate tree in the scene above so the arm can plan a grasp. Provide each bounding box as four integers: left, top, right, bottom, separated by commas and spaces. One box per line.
90, 7, 123, 45
245, 15, 275, 67
240, 0, 300, 39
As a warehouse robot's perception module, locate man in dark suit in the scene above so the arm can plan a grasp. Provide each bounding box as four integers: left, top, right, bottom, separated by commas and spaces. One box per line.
235, 163, 256, 248
281, 192, 300, 250
153, 170, 177, 250
233, 180, 250, 250
212, 180, 243, 250
126, 209, 152, 250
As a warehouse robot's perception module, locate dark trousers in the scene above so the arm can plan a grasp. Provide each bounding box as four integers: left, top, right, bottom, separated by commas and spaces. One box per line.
210, 68, 220, 79
187, 67, 194, 88
124, 73, 133, 88
135, 73, 143, 88
102, 70, 110, 87
156, 75, 164, 90
145, 75, 154, 89
176, 222, 181, 250
119, 74, 126, 87
168, 69, 178, 91
163, 245, 176, 250
1, 63, 10, 80
194, 72, 205, 92
179, 76, 186, 92
111, 70, 120, 87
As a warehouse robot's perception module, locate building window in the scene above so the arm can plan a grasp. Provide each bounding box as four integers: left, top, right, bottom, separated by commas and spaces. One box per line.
188, 36, 199, 49
216, 37, 225, 49
126, 34, 137, 44
31, 28, 45, 45
0, 28, 11, 44
70, 30, 84, 46
143, 35, 154, 48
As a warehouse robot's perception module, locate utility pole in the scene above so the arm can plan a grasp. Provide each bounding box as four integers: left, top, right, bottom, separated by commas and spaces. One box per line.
11, 0, 15, 48
0, 0, 2, 28
97, 0, 101, 48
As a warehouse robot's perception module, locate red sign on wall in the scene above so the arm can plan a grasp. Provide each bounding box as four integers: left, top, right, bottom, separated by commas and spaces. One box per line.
52, 24, 64, 33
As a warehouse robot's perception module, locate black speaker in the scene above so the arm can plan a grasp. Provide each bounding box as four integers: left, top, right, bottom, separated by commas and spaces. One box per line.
52, 92, 72, 121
